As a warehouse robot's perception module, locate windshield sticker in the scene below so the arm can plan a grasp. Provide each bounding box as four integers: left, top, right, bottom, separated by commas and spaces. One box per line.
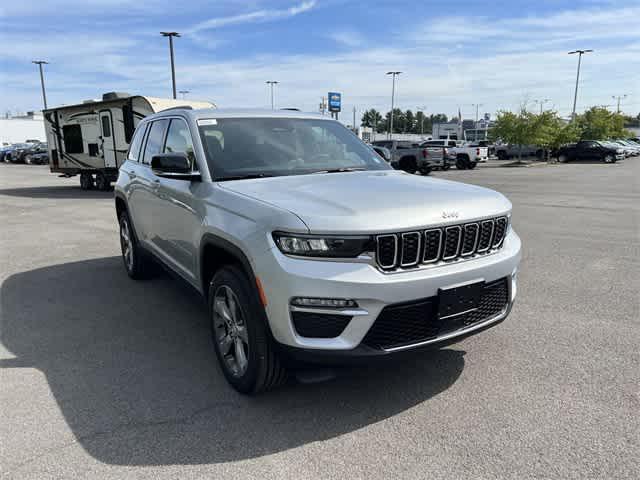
197, 119, 217, 126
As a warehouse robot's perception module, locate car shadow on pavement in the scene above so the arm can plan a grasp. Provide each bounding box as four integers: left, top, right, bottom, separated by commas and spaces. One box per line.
0, 186, 113, 199
0, 257, 465, 466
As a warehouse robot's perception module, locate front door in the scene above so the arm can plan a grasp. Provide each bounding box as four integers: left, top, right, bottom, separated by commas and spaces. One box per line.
99, 110, 117, 168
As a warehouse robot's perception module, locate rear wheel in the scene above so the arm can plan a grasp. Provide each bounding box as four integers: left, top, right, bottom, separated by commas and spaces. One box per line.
209, 265, 287, 394
119, 210, 151, 279
456, 154, 470, 170
399, 156, 417, 174
558, 154, 569, 163
95, 171, 111, 190
80, 172, 94, 190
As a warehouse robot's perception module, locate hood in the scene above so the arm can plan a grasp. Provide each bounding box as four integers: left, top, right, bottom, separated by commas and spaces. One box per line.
220, 170, 512, 233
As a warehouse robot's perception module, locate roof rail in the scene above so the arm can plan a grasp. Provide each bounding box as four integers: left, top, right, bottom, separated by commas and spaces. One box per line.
162, 105, 194, 112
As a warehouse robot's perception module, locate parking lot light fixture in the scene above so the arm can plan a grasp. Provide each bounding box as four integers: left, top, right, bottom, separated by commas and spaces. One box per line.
32, 60, 49, 110
160, 32, 181, 99
568, 49, 593, 120
266, 81, 278, 110
417, 105, 427, 135
534, 99, 550, 114
386, 71, 402, 139
612, 94, 627, 114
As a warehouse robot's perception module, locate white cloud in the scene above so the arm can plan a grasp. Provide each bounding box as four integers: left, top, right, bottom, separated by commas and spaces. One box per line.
328, 31, 365, 48
188, 1, 316, 33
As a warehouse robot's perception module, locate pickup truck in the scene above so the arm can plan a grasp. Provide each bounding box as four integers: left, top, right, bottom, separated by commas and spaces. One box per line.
371, 140, 448, 174
554, 140, 624, 163
421, 140, 488, 170
494, 144, 543, 160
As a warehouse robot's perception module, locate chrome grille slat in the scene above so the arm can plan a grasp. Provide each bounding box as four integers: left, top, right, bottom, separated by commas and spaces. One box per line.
375, 216, 508, 271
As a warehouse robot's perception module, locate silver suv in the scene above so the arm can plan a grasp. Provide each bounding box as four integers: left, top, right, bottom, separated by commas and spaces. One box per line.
114, 109, 522, 394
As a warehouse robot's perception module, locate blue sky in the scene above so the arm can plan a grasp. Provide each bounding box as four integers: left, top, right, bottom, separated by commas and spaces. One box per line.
1, 0, 638, 121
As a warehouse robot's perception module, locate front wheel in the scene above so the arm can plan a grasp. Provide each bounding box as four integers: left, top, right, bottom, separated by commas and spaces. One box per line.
603, 154, 614, 163
209, 266, 287, 394
468, 161, 477, 170
558, 154, 569, 163
24, 155, 33, 165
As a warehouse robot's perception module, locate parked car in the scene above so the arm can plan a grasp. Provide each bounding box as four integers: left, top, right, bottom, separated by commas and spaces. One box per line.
613, 140, 640, 156
115, 109, 522, 394
3, 143, 35, 163
554, 140, 624, 163
494, 144, 543, 160
370, 144, 391, 163
0, 144, 15, 162
28, 150, 50, 165
420, 140, 487, 170
22, 143, 49, 164
371, 140, 448, 174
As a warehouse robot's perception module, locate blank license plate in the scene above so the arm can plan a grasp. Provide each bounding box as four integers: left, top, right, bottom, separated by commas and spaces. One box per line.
438, 281, 484, 319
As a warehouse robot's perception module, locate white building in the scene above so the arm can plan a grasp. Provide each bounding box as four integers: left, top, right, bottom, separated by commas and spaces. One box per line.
0, 112, 46, 144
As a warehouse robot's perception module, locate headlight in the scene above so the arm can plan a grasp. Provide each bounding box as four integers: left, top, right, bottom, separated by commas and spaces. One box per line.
273, 232, 373, 258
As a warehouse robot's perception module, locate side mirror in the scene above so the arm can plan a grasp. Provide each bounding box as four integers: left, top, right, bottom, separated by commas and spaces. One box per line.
151, 153, 200, 181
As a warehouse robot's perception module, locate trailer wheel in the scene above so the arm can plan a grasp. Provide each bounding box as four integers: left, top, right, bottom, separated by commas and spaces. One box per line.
80, 172, 94, 190
95, 171, 111, 191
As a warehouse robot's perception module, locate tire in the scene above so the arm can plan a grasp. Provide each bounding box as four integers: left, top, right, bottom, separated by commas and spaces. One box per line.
603, 154, 614, 164
399, 156, 417, 174
118, 210, 152, 280
496, 150, 507, 160
468, 161, 477, 170
456, 154, 470, 170
209, 265, 287, 394
80, 172, 94, 190
25, 155, 32, 165
419, 166, 432, 175
558, 154, 568, 163
95, 171, 111, 191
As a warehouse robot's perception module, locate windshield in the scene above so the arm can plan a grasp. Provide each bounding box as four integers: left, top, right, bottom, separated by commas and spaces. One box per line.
198, 117, 391, 180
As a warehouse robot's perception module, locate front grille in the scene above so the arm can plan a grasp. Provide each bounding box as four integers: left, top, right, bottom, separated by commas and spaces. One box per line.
292, 311, 351, 338
362, 278, 509, 350
375, 216, 508, 271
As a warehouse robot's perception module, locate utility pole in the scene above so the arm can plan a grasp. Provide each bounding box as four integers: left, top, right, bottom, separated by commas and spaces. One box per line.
32, 60, 48, 109
386, 71, 402, 139
352, 106, 357, 131
417, 105, 427, 135
160, 32, 180, 99
472, 103, 483, 128
534, 98, 550, 114
266, 81, 278, 109
319, 97, 327, 115
612, 95, 627, 114
568, 49, 593, 120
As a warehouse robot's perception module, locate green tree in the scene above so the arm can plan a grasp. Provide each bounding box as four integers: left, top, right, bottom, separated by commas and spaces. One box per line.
489, 109, 539, 163
534, 111, 580, 160
384, 109, 406, 134
576, 107, 630, 139
415, 111, 431, 135
404, 110, 415, 133
361, 109, 382, 130
430, 113, 448, 124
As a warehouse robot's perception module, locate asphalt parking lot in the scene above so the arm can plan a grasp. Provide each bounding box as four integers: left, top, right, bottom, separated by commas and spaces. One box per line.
1, 160, 638, 479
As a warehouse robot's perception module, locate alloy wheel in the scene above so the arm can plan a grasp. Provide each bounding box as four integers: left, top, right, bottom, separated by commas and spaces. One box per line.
120, 217, 134, 272
213, 285, 249, 377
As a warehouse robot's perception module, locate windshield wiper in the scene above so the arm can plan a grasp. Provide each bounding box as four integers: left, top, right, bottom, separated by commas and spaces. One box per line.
311, 167, 366, 174
215, 173, 274, 181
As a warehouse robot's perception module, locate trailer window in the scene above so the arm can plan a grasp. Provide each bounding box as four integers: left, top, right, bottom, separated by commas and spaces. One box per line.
101, 115, 111, 138
164, 119, 196, 169
127, 124, 147, 162
62, 124, 83, 154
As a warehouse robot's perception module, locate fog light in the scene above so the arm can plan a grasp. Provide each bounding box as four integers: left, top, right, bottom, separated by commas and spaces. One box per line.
291, 297, 358, 308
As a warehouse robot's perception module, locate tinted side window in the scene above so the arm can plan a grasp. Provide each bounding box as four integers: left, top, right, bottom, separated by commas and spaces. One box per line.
127, 124, 147, 162
164, 119, 196, 169
142, 119, 169, 165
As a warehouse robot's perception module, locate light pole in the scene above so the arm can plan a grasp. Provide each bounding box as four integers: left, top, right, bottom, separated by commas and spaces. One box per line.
32, 60, 48, 109
472, 103, 483, 128
568, 49, 593, 120
160, 32, 180, 99
534, 98, 550, 114
417, 105, 427, 135
386, 71, 402, 139
178, 90, 190, 99
612, 94, 627, 113
266, 81, 278, 110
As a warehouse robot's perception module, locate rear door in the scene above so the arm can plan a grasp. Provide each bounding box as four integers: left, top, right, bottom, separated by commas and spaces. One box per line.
99, 110, 117, 168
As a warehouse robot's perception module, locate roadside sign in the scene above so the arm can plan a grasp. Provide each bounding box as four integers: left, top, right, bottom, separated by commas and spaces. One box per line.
328, 92, 341, 112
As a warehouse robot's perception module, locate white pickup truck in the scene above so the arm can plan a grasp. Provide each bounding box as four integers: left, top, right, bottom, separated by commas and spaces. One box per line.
421, 140, 488, 170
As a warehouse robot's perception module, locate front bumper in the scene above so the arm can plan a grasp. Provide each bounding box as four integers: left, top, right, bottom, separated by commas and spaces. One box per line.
254, 230, 521, 354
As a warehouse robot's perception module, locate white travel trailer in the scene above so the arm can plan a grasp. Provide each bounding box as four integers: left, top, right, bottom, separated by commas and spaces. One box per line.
43, 92, 215, 190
